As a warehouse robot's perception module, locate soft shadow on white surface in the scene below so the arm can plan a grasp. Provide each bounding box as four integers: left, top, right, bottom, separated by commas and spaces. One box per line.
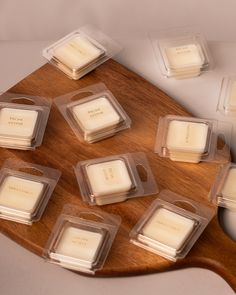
0, 234, 234, 295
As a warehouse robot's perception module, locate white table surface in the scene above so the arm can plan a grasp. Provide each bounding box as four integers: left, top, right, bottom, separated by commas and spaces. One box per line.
0, 39, 235, 295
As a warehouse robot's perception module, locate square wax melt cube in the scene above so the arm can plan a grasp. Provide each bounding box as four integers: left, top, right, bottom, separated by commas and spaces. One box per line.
0, 107, 39, 146
165, 44, 204, 70
166, 120, 209, 162
0, 175, 44, 218
53, 35, 104, 70
140, 207, 195, 256
225, 81, 236, 111
51, 226, 104, 269
220, 168, 236, 206
85, 159, 133, 203
72, 96, 121, 139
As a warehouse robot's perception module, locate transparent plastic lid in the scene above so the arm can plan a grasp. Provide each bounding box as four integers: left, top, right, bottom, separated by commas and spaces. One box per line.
74, 152, 158, 206
209, 162, 236, 210
0, 92, 51, 150
44, 205, 121, 274
130, 190, 215, 261
54, 83, 131, 143
150, 27, 213, 79
155, 115, 231, 163
43, 25, 122, 80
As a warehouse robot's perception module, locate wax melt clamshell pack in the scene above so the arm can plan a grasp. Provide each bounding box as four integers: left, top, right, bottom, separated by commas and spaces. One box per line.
209, 162, 236, 211
130, 190, 215, 262
43, 205, 121, 274
74, 152, 158, 206
0, 158, 61, 225
54, 83, 131, 143
0, 92, 51, 150
155, 115, 231, 163
150, 28, 213, 79
42, 25, 122, 80
217, 76, 236, 117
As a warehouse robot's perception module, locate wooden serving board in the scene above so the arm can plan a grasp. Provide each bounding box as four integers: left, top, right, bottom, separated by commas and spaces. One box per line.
0, 60, 235, 291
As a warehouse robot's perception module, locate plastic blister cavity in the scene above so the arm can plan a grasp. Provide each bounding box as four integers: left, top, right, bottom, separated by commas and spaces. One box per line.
0, 92, 51, 150
44, 205, 121, 274
155, 115, 231, 163
209, 162, 236, 211
0, 158, 61, 224
43, 25, 122, 80
74, 152, 159, 206
130, 190, 215, 261
54, 83, 131, 143
150, 28, 213, 79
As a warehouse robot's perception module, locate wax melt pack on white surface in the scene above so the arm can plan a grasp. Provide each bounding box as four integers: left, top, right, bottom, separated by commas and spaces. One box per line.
209, 162, 236, 211
44, 206, 121, 274
150, 29, 213, 79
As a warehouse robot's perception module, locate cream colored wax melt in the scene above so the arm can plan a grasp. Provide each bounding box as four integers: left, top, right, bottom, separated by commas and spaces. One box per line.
0, 107, 39, 147
86, 159, 132, 205
220, 168, 236, 208
226, 81, 236, 110
139, 207, 195, 256
53, 35, 104, 70
72, 97, 121, 141
51, 226, 104, 269
166, 120, 209, 163
0, 175, 44, 217
165, 44, 204, 79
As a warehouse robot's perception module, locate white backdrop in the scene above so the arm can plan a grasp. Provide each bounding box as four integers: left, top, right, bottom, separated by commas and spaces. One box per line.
1, 0, 236, 41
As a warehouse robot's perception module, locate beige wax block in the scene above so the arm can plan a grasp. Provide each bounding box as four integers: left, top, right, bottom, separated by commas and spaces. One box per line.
86, 159, 132, 198
166, 120, 208, 153
142, 207, 195, 252
227, 81, 236, 109
169, 151, 203, 163
221, 168, 236, 201
170, 68, 201, 79
53, 226, 103, 267
95, 194, 127, 206
0, 175, 44, 213
53, 35, 104, 70
165, 44, 204, 70
72, 97, 120, 135
0, 107, 38, 140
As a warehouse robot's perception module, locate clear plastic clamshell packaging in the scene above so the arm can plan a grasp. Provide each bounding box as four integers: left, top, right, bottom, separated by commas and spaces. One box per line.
155, 115, 231, 163
43, 25, 122, 80
44, 205, 121, 274
74, 152, 158, 206
150, 27, 213, 79
130, 190, 215, 262
54, 83, 131, 143
0, 158, 61, 225
217, 76, 236, 117
209, 162, 236, 211
0, 92, 51, 150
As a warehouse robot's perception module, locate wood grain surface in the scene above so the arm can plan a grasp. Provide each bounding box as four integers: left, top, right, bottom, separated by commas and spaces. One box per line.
0, 60, 235, 291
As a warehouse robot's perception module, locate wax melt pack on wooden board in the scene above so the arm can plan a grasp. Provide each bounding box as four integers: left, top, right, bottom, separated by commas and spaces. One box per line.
0, 59, 235, 291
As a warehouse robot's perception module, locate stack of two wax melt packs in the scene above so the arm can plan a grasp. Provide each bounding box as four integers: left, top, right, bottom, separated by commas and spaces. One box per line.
0, 93, 51, 150
151, 28, 213, 79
